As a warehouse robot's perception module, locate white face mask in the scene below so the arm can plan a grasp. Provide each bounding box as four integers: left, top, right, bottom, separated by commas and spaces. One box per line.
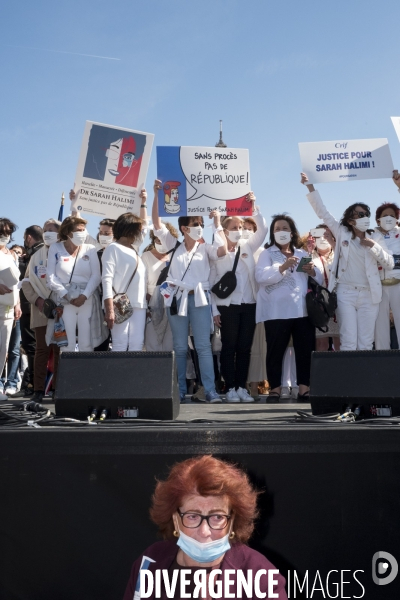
316, 237, 331, 251
226, 229, 242, 243
241, 229, 254, 240
186, 226, 203, 241
99, 235, 113, 248
0, 235, 10, 246
274, 230, 291, 245
43, 232, 58, 246
354, 217, 370, 232
154, 241, 168, 254
379, 216, 397, 231
70, 230, 87, 246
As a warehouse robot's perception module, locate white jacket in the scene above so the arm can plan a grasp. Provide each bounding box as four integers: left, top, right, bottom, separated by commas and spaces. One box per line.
209, 211, 268, 313
307, 190, 394, 304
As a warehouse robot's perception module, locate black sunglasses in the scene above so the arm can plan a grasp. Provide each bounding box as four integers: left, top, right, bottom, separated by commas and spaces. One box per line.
353, 211, 370, 218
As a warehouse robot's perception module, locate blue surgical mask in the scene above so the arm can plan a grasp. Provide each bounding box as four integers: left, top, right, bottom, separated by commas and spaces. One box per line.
176, 529, 231, 563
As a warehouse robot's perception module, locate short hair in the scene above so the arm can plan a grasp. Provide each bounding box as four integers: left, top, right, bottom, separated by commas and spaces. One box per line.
24, 225, 43, 242
375, 202, 400, 221
178, 216, 204, 235
0, 218, 17, 242
340, 203, 371, 236
112, 212, 144, 242
265, 213, 301, 251
99, 218, 116, 228
43, 218, 61, 231
10, 244, 23, 254
243, 217, 258, 232
221, 216, 243, 230
149, 455, 260, 544
59, 216, 88, 241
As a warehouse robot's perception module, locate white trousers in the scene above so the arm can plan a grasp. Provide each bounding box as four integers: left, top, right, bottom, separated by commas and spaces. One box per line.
374, 284, 400, 350
336, 286, 379, 351
62, 297, 94, 352
0, 318, 13, 377
111, 308, 146, 351
144, 319, 174, 351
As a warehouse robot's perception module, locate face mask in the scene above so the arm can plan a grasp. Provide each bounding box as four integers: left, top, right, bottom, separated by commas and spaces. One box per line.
379, 216, 397, 231
274, 231, 291, 245
241, 229, 254, 240
131, 232, 144, 251
354, 217, 370, 232
316, 237, 331, 251
0, 235, 10, 246
186, 226, 203, 241
176, 529, 231, 564
70, 230, 87, 246
43, 232, 58, 246
99, 235, 113, 248
226, 229, 242, 243
155, 241, 168, 254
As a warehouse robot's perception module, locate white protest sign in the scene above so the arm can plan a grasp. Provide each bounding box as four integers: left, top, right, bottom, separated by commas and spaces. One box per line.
299, 138, 393, 184
391, 117, 400, 143
72, 121, 154, 219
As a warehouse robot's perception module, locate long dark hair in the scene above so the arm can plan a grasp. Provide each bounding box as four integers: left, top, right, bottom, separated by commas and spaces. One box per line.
340, 203, 371, 237
265, 214, 301, 252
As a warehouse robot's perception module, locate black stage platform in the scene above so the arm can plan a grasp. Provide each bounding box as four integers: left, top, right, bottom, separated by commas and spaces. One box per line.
1, 401, 399, 600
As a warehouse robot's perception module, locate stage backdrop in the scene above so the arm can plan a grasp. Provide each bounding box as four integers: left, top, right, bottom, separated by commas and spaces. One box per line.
0, 426, 399, 600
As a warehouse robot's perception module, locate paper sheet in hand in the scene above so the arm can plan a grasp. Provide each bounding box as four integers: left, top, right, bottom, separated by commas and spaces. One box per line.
0, 266, 19, 288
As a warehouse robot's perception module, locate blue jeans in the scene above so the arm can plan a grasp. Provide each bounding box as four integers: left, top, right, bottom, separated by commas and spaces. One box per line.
2, 320, 21, 390
167, 295, 215, 397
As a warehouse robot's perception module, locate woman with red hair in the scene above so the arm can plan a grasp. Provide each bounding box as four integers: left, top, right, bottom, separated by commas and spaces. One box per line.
374, 175, 400, 348
123, 455, 287, 600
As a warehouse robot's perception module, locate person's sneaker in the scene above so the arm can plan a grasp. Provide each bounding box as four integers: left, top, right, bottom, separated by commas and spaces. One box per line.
191, 385, 206, 402
291, 386, 299, 400
5, 387, 17, 396
280, 386, 291, 400
31, 391, 44, 403
180, 393, 187, 404
237, 387, 255, 403
13, 385, 34, 399
225, 388, 240, 403
205, 390, 222, 404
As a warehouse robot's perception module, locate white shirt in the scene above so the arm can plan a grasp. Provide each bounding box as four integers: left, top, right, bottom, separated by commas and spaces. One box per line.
102, 242, 146, 309
255, 245, 323, 323
141, 250, 169, 295
340, 238, 369, 287
47, 242, 101, 300
376, 226, 400, 279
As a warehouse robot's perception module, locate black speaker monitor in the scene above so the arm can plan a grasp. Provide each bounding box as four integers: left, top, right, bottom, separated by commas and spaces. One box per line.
310, 350, 400, 417
55, 351, 179, 420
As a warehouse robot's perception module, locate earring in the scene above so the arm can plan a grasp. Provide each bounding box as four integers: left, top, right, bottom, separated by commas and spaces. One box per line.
229, 531, 235, 540
173, 530, 179, 538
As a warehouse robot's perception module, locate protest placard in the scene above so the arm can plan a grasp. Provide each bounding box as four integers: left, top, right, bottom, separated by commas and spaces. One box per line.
299, 138, 393, 184
156, 146, 251, 216
71, 121, 154, 219
391, 117, 400, 143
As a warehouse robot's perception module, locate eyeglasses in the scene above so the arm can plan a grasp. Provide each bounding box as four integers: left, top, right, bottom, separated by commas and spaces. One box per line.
353, 211, 370, 218
179, 511, 232, 530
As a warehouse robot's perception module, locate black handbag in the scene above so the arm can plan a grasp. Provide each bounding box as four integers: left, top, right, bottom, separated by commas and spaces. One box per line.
306, 276, 337, 332
211, 248, 240, 299
42, 297, 57, 319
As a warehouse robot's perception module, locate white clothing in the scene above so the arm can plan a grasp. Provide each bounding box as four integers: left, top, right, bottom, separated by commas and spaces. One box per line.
111, 308, 146, 351
145, 319, 174, 351
0, 251, 19, 309
47, 242, 101, 302
336, 286, 379, 351
141, 250, 169, 296
340, 238, 370, 287
102, 242, 146, 309
375, 226, 400, 280
306, 190, 394, 303
247, 322, 267, 382
375, 284, 400, 349
0, 317, 13, 376
61, 296, 94, 352
209, 211, 268, 315
255, 246, 323, 323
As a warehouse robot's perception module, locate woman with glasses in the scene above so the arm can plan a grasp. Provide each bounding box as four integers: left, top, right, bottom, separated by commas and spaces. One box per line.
123, 455, 287, 600
152, 180, 227, 403
301, 173, 394, 350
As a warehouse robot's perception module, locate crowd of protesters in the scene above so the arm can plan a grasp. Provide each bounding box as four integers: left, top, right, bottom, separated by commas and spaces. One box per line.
1, 171, 400, 404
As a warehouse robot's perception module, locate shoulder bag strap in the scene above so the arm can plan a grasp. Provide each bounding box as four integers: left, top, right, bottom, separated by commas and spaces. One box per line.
68, 246, 80, 283
165, 240, 181, 280
112, 248, 140, 296
232, 246, 241, 274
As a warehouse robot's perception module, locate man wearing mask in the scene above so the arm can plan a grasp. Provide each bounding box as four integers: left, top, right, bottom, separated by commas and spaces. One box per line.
14, 225, 44, 398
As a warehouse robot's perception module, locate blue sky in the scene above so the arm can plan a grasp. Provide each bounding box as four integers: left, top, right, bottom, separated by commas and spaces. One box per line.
2, 0, 400, 245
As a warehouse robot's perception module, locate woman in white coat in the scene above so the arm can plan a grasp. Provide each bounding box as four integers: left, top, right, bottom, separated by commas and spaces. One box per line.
301, 173, 394, 351
210, 194, 268, 403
